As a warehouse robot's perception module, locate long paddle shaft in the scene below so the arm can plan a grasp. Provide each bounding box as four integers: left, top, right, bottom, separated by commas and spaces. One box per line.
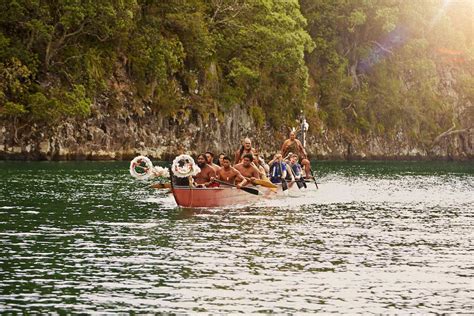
212, 179, 260, 196
309, 168, 319, 189
279, 162, 288, 191
287, 163, 307, 189
297, 176, 306, 189
253, 179, 278, 189
281, 177, 288, 191
134, 164, 149, 172
135, 164, 171, 188
298, 165, 307, 189
285, 165, 301, 190
150, 182, 171, 189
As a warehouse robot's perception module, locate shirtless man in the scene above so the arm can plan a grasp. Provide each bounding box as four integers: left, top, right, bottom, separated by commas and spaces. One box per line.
214, 156, 247, 188
281, 131, 310, 178
205, 151, 220, 171
234, 137, 256, 165
234, 153, 261, 185
193, 154, 216, 187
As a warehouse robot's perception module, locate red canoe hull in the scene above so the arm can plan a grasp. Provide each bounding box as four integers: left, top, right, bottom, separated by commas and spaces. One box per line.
171, 186, 277, 208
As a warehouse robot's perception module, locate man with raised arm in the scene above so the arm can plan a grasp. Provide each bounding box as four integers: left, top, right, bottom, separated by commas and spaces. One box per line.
281, 130, 311, 178
253, 151, 269, 180
268, 153, 287, 184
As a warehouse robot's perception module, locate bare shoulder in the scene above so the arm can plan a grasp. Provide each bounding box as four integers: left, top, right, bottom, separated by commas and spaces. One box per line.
209, 166, 217, 175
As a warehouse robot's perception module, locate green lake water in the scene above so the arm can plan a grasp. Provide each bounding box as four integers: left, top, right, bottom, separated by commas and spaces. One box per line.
0, 160, 472, 313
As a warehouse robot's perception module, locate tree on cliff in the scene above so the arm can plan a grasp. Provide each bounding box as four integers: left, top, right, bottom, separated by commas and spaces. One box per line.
300, 0, 473, 142
0, 0, 472, 151
0, 0, 138, 123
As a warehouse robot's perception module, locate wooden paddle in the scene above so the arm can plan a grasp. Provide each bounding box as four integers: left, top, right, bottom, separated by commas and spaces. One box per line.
276, 162, 288, 191
280, 177, 288, 191
309, 168, 319, 189
286, 163, 309, 190
134, 164, 149, 172
150, 182, 171, 189
296, 178, 305, 189
296, 168, 307, 189
286, 166, 301, 190
212, 179, 261, 196
301, 178, 307, 188
253, 179, 278, 189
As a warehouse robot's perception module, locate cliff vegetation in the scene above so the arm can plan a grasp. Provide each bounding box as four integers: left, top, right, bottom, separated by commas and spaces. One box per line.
0, 0, 472, 159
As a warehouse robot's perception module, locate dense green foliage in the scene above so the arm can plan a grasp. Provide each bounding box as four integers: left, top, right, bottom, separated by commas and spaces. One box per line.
301, 0, 473, 140
0, 0, 472, 143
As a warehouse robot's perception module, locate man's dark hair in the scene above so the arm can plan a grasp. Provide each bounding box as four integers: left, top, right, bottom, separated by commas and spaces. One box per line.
197, 154, 206, 160
217, 152, 226, 166
205, 151, 214, 158
243, 153, 253, 161
222, 156, 231, 161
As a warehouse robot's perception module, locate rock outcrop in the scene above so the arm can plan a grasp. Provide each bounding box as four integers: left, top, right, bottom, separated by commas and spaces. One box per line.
1, 102, 472, 161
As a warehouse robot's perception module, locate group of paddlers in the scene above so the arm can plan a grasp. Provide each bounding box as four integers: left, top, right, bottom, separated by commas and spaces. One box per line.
187, 131, 312, 189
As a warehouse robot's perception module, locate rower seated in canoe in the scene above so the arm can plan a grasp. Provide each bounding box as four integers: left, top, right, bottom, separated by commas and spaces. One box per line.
234, 153, 261, 186
211, 156, 247, 189
268, 153, 288, 184
192, 154, 217, 188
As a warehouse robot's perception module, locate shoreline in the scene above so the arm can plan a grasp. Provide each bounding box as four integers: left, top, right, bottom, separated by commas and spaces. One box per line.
1, 152, 472, 162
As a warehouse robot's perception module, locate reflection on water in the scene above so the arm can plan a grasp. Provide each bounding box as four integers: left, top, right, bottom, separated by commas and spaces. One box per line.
0, 161, 472, 313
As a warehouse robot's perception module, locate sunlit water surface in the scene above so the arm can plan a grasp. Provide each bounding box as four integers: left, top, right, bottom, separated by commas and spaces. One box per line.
0, 161, 472, 313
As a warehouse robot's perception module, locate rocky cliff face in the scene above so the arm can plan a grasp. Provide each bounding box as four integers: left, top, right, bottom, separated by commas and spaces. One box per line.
0, 101, 472, 161
1, 64, 472, 161
0, 100, 283, 161
311, 129, 473, 161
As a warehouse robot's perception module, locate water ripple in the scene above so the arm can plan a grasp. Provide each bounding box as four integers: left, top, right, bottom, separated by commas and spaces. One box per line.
0, 161, 472, 313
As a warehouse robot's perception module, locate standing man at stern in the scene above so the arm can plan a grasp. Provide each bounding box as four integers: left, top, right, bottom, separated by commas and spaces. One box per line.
281, 131, 311, 178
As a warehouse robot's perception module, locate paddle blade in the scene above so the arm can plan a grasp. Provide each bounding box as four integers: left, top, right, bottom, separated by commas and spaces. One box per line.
253, 179, 278, 189
150, 182, 171, 189
311, 170, 319, 189
296, 180, 303, 189
301, 179, 307, 188
241, 186, 260, 195
281, 179, 288, 191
